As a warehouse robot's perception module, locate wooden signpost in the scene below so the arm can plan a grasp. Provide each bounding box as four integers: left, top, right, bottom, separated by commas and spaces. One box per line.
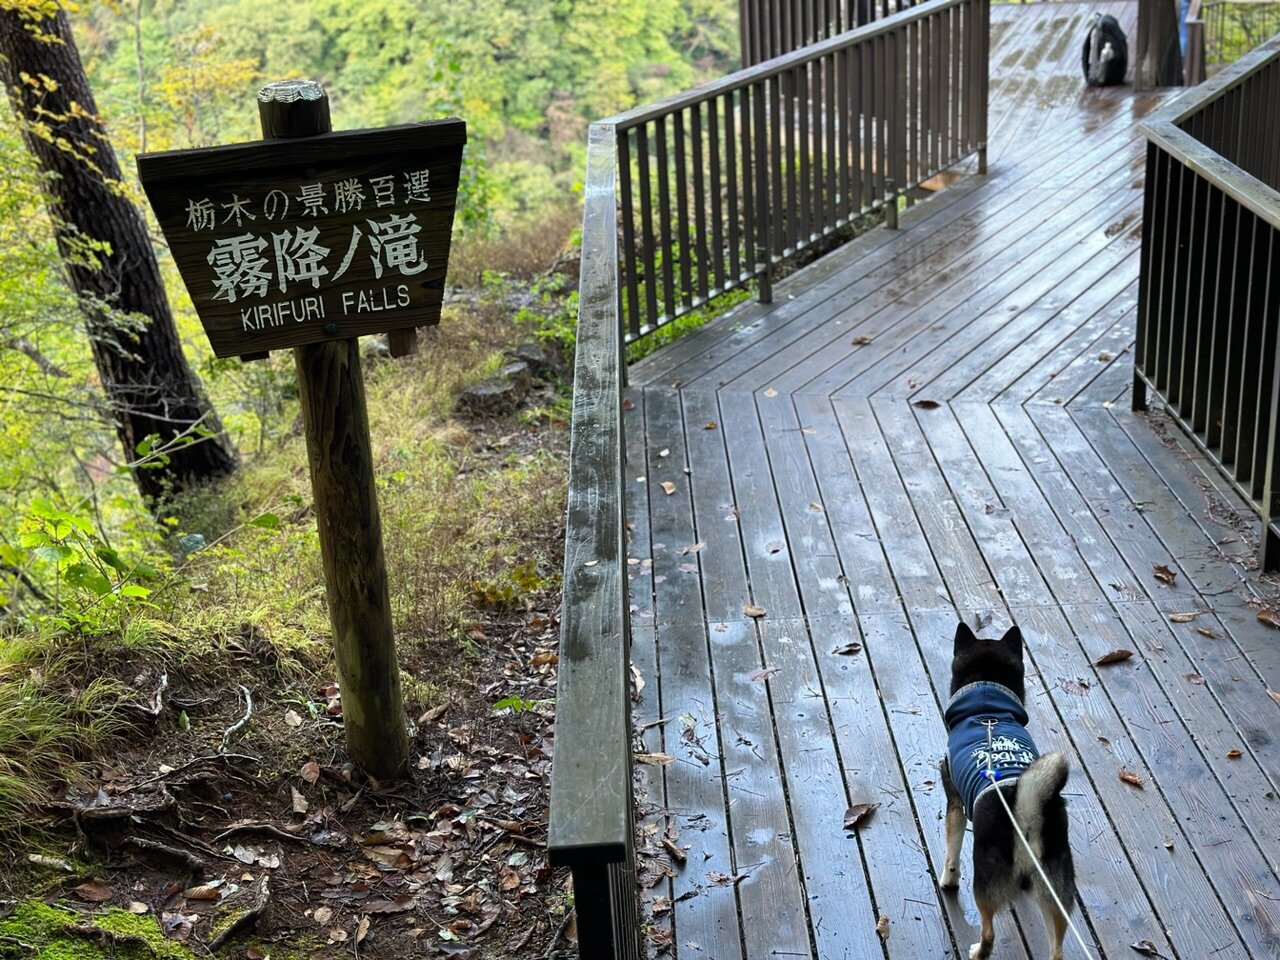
138, 81, 467, 779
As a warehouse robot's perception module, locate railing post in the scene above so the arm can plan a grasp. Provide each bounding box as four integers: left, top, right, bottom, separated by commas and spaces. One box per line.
1185, 16, 1206, 85
978, 0, 989, 172
885, 178, 899, 229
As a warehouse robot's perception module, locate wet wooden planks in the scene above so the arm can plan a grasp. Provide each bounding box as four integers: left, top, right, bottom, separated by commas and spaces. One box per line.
625, 3, 1280, 958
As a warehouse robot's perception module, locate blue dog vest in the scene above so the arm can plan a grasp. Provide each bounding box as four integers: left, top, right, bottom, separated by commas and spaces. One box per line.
945, 681, 1039, 819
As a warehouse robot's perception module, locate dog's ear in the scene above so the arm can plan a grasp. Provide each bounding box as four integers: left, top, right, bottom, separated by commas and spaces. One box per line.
1000, 625, 1024, 651
954, 621, 979, 651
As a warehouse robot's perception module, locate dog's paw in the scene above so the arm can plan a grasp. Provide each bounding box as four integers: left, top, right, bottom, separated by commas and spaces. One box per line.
939, 863, 960, 890
968, 943, 990, 960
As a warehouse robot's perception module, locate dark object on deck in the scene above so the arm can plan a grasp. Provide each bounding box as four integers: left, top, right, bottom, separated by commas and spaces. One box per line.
1083, 13, 1129, 86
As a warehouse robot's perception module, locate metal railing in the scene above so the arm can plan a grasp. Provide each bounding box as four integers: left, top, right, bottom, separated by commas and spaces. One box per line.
739, 0, 917, 67
608, 0, 989, 344
1135, 33, 1280, 567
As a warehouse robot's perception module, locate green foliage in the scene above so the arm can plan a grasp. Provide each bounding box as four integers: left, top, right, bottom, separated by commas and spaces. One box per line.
625, 285, 754, 362
492, 694, 556, 713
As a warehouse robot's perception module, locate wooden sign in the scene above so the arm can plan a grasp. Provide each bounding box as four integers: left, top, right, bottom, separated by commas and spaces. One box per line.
137, 120, 466, 358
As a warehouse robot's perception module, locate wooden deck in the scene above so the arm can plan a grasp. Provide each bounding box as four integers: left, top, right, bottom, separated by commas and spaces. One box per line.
623, 3, 1280, 958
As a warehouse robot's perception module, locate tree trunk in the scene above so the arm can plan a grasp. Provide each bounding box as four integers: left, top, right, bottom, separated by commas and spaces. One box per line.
0, 6, 236, 504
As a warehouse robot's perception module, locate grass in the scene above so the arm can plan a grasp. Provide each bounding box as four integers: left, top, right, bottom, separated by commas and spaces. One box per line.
0, 212, 575, 840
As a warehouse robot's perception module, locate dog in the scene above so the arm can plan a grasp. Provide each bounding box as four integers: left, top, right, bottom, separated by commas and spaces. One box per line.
939, 622, 1076, 960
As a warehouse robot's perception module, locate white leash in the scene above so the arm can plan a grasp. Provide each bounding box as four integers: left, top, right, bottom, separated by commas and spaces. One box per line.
981, 720, 1097, 960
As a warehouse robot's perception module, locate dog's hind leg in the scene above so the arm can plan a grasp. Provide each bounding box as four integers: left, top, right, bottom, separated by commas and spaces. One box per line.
1036, 890, 1070, 960
939, 756, 965, 890
968, 897, 997, 960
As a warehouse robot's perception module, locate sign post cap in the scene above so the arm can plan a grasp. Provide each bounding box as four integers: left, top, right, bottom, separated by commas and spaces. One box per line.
258, 79, 326, 104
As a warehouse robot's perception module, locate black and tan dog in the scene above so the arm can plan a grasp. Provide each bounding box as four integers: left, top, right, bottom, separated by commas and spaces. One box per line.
939, 623, 1076, 960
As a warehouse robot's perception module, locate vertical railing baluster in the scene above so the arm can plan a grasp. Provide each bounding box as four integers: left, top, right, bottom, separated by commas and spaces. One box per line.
755, 79, 774, 302
1246, 227, 1276, 499
774, 70, 787, 256
692, 103, 709, 304
837, 45, 851, 221
799, 62, 812, 246
825, 52, 837, 230
636, 125, 658, 334
618, 131, 640, 343
1203, 189, 1239, 452
674, 108, 693, 311
708, 98, 725, 295
725, 92, 742, 283
655, 117, 675, 324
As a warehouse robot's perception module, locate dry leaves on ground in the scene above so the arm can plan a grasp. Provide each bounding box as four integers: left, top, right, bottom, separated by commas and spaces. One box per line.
1095, 649, 1135, 666
1119, 768, 1145, 788
843, 803, 878, 830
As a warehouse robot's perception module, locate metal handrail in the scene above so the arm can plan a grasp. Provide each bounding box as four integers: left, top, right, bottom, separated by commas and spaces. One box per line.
1135, 33, 1280, 567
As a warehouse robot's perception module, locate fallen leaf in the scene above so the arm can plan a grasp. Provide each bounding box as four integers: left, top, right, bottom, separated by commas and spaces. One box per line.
314, 907, 334, 925
661, 481, 677, 496
291, 786, 309, 815
499, 865, 521, 892
1185, 672, 1206, 685
833, 642, 863, 656
181, 883, 222, 901
233, 844, 258, 864
749, 667, 779, 681
658, 448, 670, 458
329, 928, 349, 943
763, 388, 779, 398
635, 752, 676, 766
1098, 351, 1114, 361
299, 760, 321, 784
246, 948, 266, 960
73, 881, 113, 903
843, 803, 879, 830
418, 703, 448, 724
1131, 940, 1160, 956
1095, 649, 1135, 666
743, 604, 767, 619
680, 542, 705, 555
1197, 627, 1220, 639
1119, 768, 1145, 788
704, 420, 718, 430
1153, 563, 1177, 585
876, 914, 890, 941
707, 870, 749, 885
128, 901, 149, 914
1269, 689, 1280, 707
912, 399, 941, 410
1258, 609, 1280, 630
161, 912, 194, 943
364, 896, 416, 914
357, 916, 371, 944
1227, 749, 1242, 759
661, 839, 687, 864
623, 398, 635, 411
1168, 611, 1205, 623
851, 334, 874, 345
284, 709, 303, 728
1162, 837, 1174, 849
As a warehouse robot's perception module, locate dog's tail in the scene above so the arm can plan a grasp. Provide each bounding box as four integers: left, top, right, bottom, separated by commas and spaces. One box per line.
1013, 752, 1069, 861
